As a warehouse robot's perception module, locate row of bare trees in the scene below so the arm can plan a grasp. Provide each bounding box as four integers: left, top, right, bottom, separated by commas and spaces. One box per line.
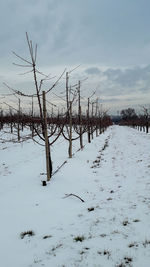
0, 105, 111, 181
119, 107, 150, 133
0, 33, 112, 181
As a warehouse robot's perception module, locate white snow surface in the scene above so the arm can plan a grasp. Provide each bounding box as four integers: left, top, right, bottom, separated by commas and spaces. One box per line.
0, 125, 150, 267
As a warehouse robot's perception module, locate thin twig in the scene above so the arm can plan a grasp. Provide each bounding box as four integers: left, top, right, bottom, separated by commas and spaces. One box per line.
12, 51, 32, 65
52, 160, 67, 176
63, 193, 85, 202
45, 68, 66, 95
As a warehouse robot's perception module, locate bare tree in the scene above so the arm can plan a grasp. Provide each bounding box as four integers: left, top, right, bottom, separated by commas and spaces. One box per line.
141, 106, 149, 133
4, 33, 65, 181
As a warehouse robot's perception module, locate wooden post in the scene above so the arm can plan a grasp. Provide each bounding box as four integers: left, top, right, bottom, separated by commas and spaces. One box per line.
66, 72, 69, 113
79, 106, 83, 149
69, 101, 72, 158
31, 96, 34, 138
9, 108, 13, 133
96, 98, 98, 137
78, 81, 83, 149
17, 98, 20, 141
42, 91, 51, 181
87, 98, 91, 143
91, 102, 94, 140
0, 109, 3, 130
99, 114, 102, 134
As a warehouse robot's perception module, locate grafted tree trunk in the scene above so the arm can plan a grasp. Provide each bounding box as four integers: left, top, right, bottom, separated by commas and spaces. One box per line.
17, 99, 21, 141
78, 81, 83, 149
68, 101, 73, 158
79, 106, 83, 149
87, 98, 91, 143
42, 91, 52, 180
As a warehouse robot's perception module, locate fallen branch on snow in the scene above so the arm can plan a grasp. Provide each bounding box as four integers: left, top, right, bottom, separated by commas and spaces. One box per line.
63, 193, 85, 202
52, 160, 67, 176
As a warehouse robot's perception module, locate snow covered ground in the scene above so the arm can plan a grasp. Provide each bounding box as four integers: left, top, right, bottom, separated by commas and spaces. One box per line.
0, 125, 150, 267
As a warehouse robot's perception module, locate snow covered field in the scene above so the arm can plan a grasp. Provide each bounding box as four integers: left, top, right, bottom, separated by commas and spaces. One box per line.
0, 125, 150, 267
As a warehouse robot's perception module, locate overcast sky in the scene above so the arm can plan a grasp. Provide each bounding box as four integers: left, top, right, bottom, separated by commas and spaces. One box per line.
0, 0, 150, 114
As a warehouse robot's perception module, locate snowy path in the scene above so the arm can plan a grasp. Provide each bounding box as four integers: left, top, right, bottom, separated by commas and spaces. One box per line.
0, 126, 150, 267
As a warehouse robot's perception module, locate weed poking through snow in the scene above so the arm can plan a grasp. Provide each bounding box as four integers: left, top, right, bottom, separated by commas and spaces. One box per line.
87, 207, 95, 212
43, 235, 52, 239
97, 249, 111, 259
20, 230, 35, 239
74, 235, 85, 242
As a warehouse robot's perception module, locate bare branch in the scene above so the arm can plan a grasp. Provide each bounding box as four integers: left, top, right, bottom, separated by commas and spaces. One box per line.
68, 65, 81, 74
26, 32, 35, 64
18, 69, 33, 76
34, 44, 37, 63
52, 92, 66, 102
33, 126, 45, 142
63, 193, 85, 202
52, 160, 67, 176
12, 51, 32, 65
3, 102, 19, 113
49, 125, 64, 145
32, 137, 45, 146
3, 82, 37, 98
12, 63, 32, 68
45, 68, 66, 95
46, 99, 57, 107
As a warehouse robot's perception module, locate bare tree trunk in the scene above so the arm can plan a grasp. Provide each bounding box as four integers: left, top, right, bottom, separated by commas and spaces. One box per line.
9, 109, 13, 133
17, 99, 20, 141
87, 98, 91, 143
69, 101, 72, 158
31, 96, 34, 138
42, 91, 52, 181
78, 81, 83, 149
0, 110, 3, 130
91, 102, 94, 140
66, 72, 69, 114
96, 98, 98, 137
79, 106, 83, 149
146, 123, 149, 133
10, 122, 13, 133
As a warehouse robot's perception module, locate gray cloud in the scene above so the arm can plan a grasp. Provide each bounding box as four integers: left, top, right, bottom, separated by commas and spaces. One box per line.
1, 0, 150, 114
85, 67, 101, 75
139, 86, 150, 93
93, 65, 150, 96
103, 65, 150, 87
1, 0, 150, 66
100, 97, 139, 103
80, 64, 150, 109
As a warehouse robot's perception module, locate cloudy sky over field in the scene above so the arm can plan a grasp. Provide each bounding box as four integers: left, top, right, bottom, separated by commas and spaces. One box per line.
0, 0, 150, 114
